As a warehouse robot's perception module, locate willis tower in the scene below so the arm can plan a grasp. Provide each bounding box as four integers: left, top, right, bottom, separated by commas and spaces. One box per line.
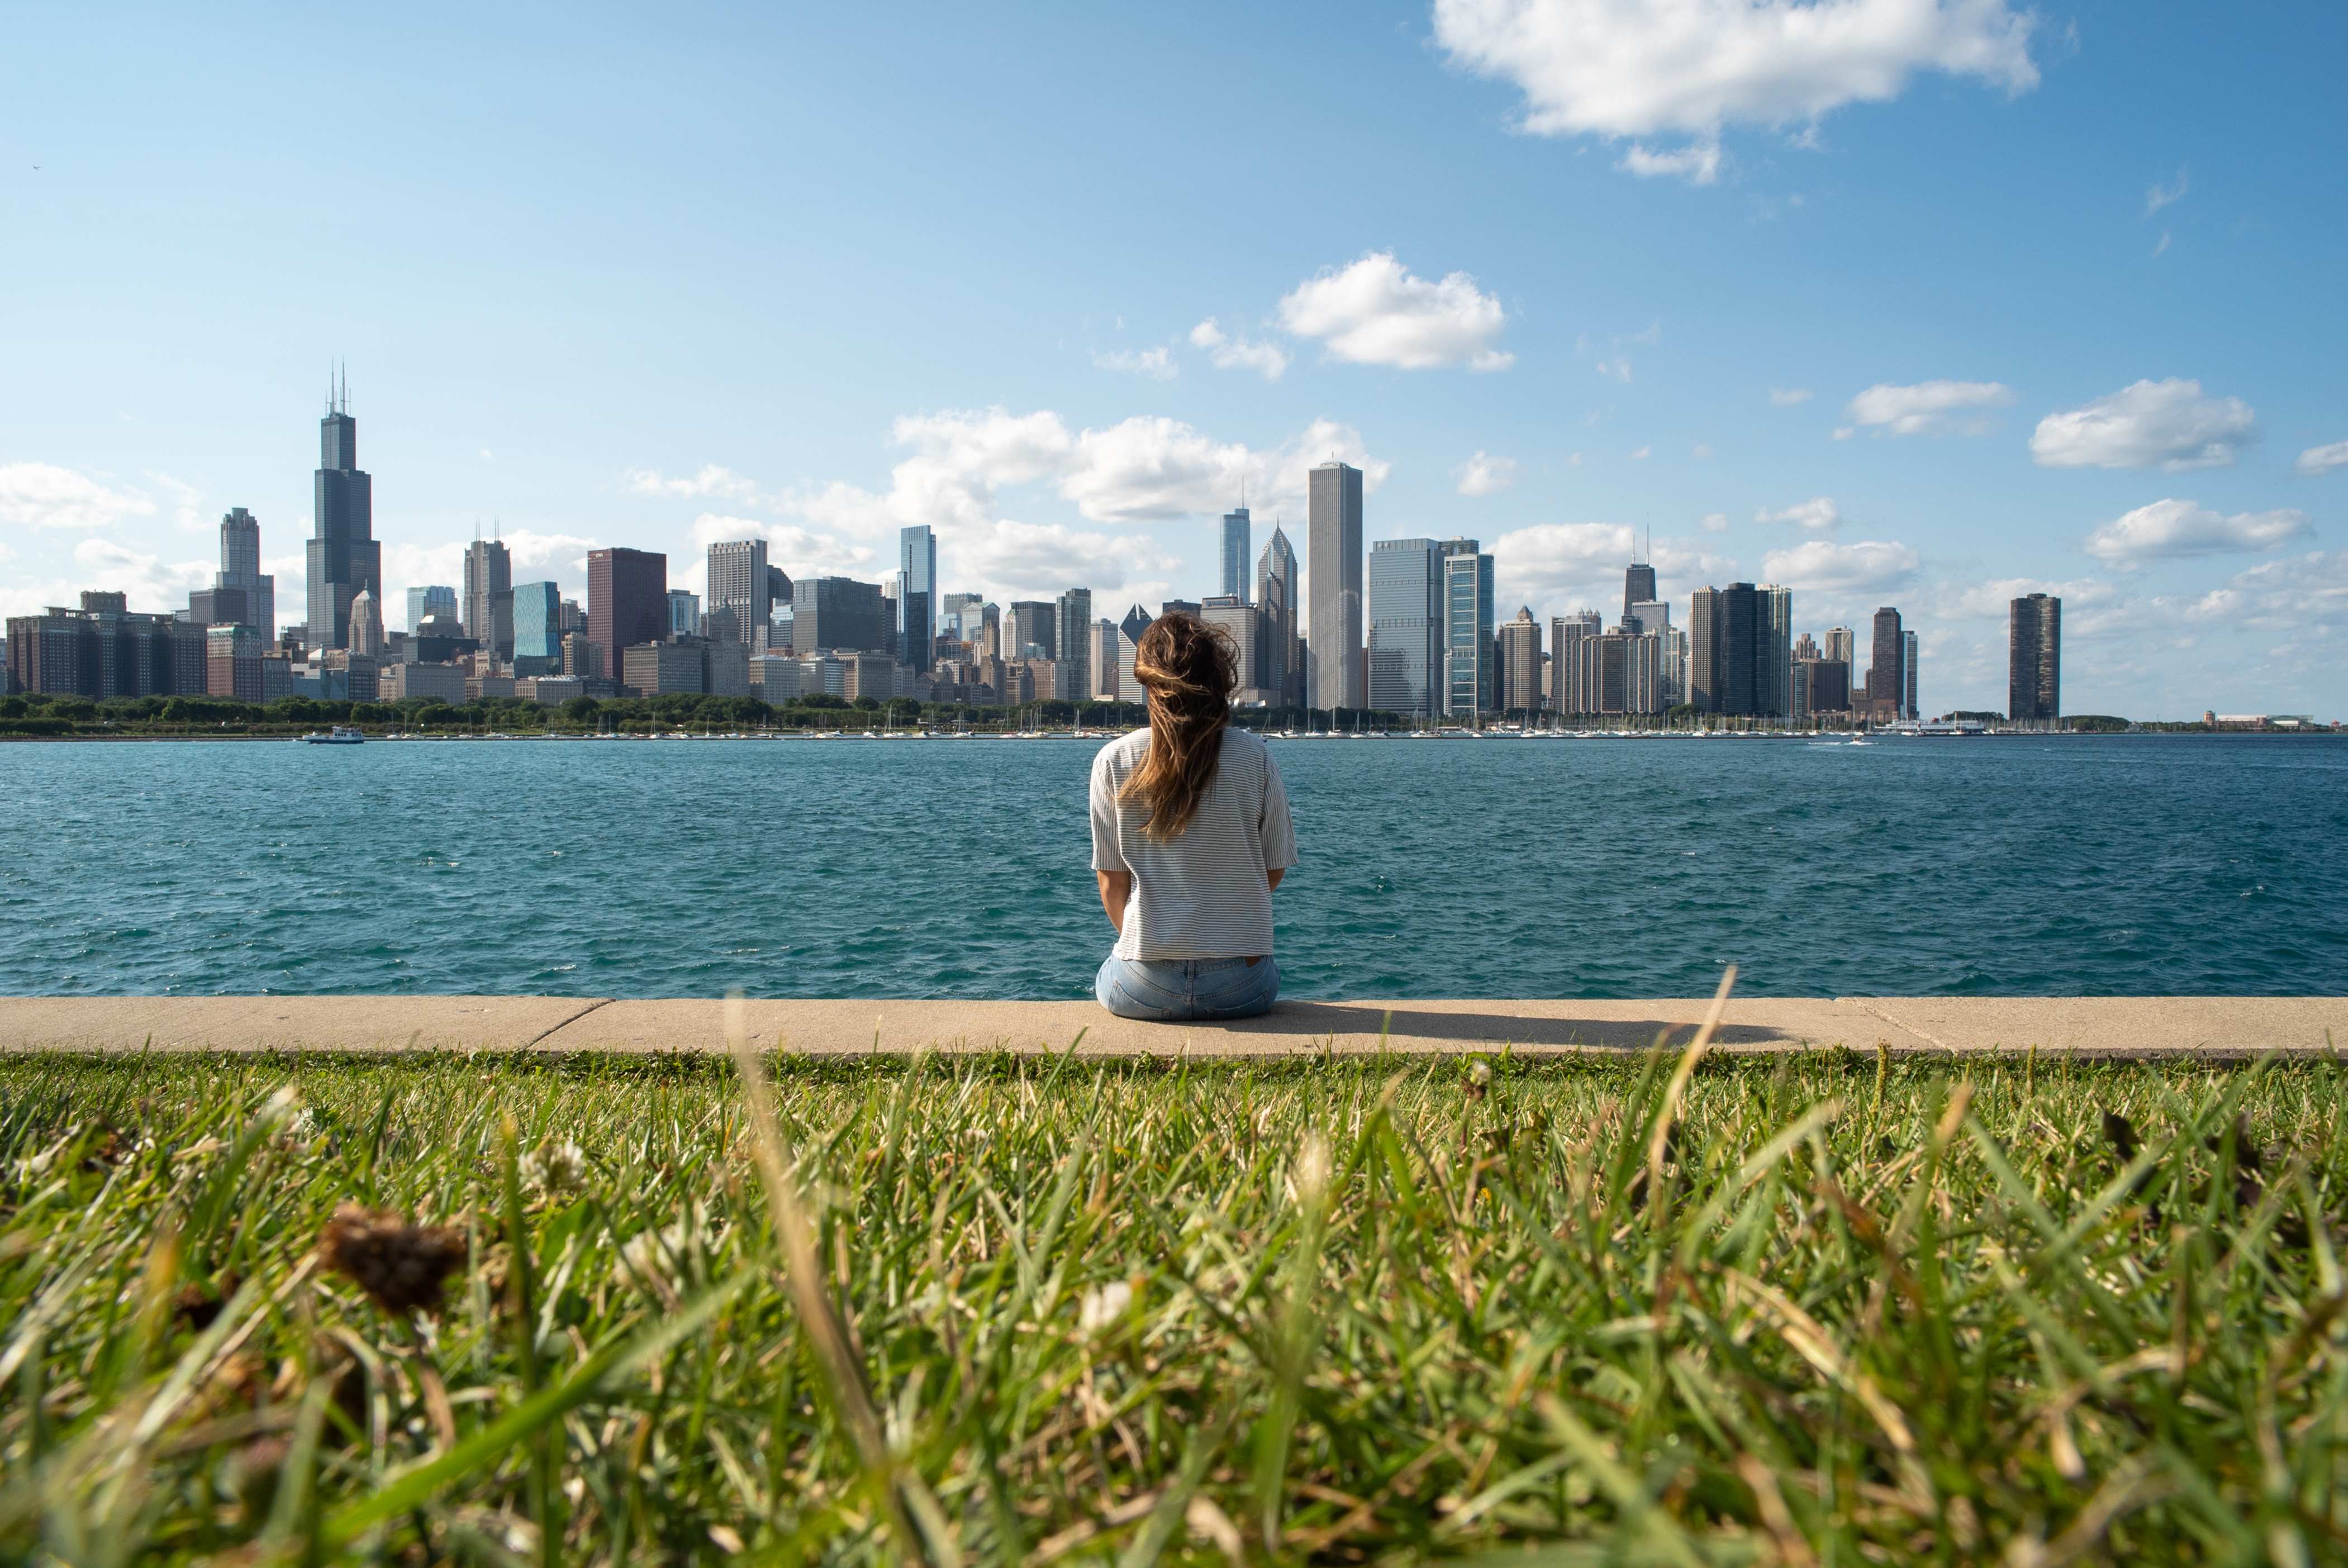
306, 371, 381, 650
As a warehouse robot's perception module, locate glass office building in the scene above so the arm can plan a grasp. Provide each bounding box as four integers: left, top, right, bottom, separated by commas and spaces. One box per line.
1368, 538, 1442, 719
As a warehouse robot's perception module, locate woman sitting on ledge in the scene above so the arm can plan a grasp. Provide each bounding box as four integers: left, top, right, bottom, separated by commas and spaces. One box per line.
1090, 613, 1296, 1021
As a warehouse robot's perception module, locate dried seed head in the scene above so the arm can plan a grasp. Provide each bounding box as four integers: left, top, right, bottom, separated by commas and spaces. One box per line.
320, 1205, 466, 1316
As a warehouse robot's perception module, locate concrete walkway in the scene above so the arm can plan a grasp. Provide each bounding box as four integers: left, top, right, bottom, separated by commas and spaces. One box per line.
0, 994, 2339, 1061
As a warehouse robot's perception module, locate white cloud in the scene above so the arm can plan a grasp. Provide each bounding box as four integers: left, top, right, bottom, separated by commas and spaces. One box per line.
69, 536, 211, 610
2145, 167, 2188, 217
1619, 135, 1722, 184
1760, 537, 1919, 593
1846, 379, 2014, 436
964, 521, 1183, 600
1491, 521, 1734, 618
2294, 439, 2348, 477
1278, 252, 1512, 371
1189, 320, 1291, 380
0, 462, 156, 531
1700, 512, 1729, 533
2082, 499, 2314, 563
1769, 388, 1813, 406
625, 464, 759, 501
1595, 356, 1633, 382
1926, 575, 2118, 621
150, 473, 207, 531
762, 406, 1389, 607
1693, 444, 1714, 459
1453, 451, 1518, 495
1753, 496, 1841, 533
1629, 445, 1651, 460
380, 530, 603, 621
1432, 0, 2039, 184
1093, 346, 1177, 381
2029, 379, 2259, 471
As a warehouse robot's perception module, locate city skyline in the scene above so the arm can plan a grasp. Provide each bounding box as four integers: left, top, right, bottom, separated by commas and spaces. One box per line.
2, 4, 2340, 718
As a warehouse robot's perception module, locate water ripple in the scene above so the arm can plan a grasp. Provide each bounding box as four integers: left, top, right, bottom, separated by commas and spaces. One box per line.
0, 735, 2341, 999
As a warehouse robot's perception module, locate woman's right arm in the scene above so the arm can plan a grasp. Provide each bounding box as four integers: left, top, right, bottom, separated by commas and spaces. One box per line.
1097, 869, 1133, 933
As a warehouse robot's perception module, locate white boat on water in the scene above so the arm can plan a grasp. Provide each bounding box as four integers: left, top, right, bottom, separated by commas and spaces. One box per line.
301, 726, 365, 745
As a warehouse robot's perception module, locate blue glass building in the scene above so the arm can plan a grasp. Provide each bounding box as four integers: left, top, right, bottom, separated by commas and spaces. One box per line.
1368, 538, 1442, 719
512, 581, 563, 674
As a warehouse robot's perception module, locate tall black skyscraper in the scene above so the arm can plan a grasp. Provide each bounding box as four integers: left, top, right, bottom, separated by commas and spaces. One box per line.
1689, 583, 1762, 715
306, 374, 381, 650
2009, 593, 2060, 723
1623, 559, 1656, 625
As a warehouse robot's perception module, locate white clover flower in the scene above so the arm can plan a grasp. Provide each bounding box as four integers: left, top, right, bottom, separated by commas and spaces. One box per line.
1078, 1280, 1133, 1333
520, 1138, 588, 1197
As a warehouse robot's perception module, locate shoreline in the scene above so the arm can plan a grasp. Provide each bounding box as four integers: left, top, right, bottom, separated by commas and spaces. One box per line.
4, 993, 2339, 1059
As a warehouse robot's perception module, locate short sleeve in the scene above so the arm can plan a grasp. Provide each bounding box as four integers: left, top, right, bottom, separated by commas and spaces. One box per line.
1257, 749, 1298, 870
1090, 749, 1130, 873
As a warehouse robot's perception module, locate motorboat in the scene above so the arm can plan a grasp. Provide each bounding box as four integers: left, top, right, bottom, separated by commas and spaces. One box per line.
301, 726, 364, 745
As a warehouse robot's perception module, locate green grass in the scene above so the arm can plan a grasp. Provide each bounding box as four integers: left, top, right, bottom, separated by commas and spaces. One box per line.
1, 1046, 2343, 1565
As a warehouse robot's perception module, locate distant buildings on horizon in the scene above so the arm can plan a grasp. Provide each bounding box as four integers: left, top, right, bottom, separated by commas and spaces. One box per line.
7, 388, 2080, 725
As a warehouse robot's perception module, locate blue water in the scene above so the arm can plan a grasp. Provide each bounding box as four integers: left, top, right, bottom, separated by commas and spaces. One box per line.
2, 734, 2342, 999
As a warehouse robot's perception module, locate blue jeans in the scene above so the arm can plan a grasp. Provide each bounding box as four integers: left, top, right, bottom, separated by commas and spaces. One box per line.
1095, 954, 1281, 1021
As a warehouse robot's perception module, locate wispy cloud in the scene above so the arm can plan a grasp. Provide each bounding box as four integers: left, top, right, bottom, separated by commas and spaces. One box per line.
2144, 166, 2189, 217
1092, 346, 1177, 380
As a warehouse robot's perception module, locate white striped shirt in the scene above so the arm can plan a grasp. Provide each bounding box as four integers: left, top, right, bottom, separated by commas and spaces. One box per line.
1090, 727, 1297, 961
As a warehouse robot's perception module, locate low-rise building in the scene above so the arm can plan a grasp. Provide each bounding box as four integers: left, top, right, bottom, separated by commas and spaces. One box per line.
206, 624, 268, 702
380, 662, 468, 703
750, 655, 802, 702
516, 675, 584, 706
622, 641, 706, 697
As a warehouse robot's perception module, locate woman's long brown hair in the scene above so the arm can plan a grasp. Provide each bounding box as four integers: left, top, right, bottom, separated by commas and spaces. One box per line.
1118, 613, 1238, 841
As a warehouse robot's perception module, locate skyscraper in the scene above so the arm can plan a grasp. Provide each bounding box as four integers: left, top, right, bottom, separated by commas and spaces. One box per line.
1824, 626, 1855, 665
898, 525, 936, 670
512, 582, 563, 674
1623, 559, 1657, 625
2009, 593, 2061, 724
706, 539, 772, 646
1306, 462, 1363, 711
305, 379, 380, 650
189, 508, 276, 635
1904, 629, 1919, 719
1550, 611, 1601, 713
464, 536, 513, 659
667, 590, 700, 639
589, 547, 669, 669
1087, 618, 1119, 699
1690, 582, 1765, 718
1200, 595, 1262, 700
1220, 505, 1252, 602
1004, 601, 1055, 660
1864, 607, 1905, 722
1117, 603, 1152, 698
1054, 588, 1093, 697
346, 589, 384, 657
406, 585, 456, 633
1256, 526, 1300, 706
790, 575, 887, 655
1498, 607, 1542, 713
1368, 538, 1443, 720
1761, 584, 1794, 720
1441, 540, 1495, 717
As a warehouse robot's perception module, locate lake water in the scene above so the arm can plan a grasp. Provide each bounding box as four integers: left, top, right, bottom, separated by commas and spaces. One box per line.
3, 733, 2342, 999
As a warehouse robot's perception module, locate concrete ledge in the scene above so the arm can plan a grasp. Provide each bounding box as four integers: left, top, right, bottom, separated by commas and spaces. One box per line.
0, 995, 2340, 1060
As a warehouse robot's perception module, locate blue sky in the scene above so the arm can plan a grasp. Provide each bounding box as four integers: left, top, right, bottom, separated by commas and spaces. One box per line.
3, 0, 2341, 718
